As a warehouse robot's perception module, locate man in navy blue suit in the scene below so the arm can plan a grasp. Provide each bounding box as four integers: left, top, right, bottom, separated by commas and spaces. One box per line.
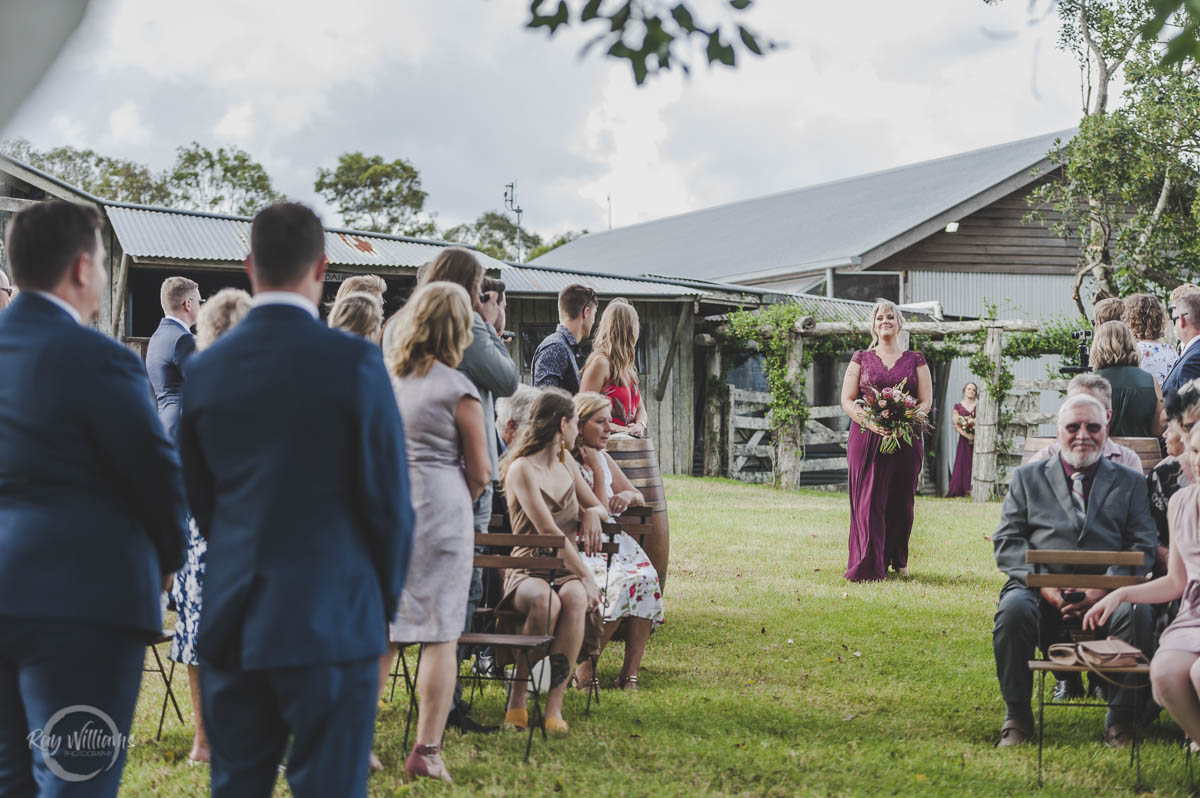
146, 275, 200, 442
1163, 291, 1200, 399
178, 202, 415, 798
0, 201, 188, 797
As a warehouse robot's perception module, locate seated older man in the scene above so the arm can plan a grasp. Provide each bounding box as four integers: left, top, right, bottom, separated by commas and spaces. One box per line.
993, 394, 1156, 749
1029, 373, 1142, 471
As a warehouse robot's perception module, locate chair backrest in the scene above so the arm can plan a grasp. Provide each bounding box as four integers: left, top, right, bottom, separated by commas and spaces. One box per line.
1021, 436, 1160, 475
473, 533, 567, 574
1025, 549, 1148, 590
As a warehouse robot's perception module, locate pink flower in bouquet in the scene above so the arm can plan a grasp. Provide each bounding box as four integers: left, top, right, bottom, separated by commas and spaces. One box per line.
903, 396, 915, 408
877, 399, 887, 407
882, 410, 890, 418
882, 388, 893, 398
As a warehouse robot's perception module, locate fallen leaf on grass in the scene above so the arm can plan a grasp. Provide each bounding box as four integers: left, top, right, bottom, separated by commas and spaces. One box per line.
629, 734, 641, 739
734, 742, 747, 749
914, 774, 928, 783
843, 713, 855, 721
853, 651, 862, 657
787, 638, 794, 644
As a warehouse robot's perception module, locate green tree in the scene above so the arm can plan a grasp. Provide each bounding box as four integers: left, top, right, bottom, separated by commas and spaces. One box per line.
526, 0, 778, 86
313, 152, 435, 237
0, 137, 171, 205
166, 142, 283, 216
528, 229, 587, 260
991, 0, 1200, 315
444, 211, 544, 262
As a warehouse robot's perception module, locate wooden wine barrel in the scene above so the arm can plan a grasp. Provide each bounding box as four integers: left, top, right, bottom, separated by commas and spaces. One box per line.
606, 435, 670, 590
1022, 436, 1161, 475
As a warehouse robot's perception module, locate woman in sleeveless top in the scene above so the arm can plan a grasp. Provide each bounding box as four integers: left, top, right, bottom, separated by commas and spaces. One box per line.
384, 282, 490, 783
569, 392, 664, 692
580, 298, 649, 438
1123, 293, 1177, 388
947, 382, 977, 498
839, 300, 933, 581
1091, 320, 1163, 438
1086, 423, 1200, 748
499, 390, 608, 734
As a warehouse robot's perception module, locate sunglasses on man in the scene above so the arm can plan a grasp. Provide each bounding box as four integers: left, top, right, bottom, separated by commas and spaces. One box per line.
1170, 305, 1189, 323
1063, 422, 1104, 435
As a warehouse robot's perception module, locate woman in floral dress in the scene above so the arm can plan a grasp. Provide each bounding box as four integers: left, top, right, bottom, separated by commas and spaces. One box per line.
569, 392, 664, 691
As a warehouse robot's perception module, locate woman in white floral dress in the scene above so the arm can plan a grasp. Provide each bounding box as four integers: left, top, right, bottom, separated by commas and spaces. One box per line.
570, 392, 664, 691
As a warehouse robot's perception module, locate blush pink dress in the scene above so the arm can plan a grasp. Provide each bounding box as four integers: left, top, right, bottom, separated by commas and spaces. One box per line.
1158, 484, 1200, 653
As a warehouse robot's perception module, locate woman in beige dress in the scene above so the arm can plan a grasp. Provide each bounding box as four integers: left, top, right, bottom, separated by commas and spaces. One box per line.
1086, 415, 1200, 748
499, 389, 606, 734
384, 282, 490, 783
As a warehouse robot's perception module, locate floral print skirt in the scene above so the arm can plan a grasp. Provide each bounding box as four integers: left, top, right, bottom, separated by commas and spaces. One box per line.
169, 518, 206, 666
580, 530, 664, 627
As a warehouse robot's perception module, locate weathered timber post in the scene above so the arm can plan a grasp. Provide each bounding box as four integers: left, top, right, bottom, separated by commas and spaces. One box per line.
931, 359, 952, 496
699, 334, 724, 476
971, 325, 1005, 502
776, 330, 805, 490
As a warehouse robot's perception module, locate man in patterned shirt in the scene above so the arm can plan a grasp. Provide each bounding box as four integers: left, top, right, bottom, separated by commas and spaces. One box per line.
531, 283, 597, 393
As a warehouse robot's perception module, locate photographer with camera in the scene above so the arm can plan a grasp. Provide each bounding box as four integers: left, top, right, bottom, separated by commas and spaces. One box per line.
1163, 292, 1200, 399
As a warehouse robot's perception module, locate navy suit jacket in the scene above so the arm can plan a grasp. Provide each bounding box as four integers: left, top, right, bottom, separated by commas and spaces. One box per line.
146, 316, 195, 443
1162, 341, 1200, 399
0, 294, 188, 635
179, 303, 415, 671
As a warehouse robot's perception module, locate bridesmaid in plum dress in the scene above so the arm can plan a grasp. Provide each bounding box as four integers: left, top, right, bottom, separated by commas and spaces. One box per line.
1085, 423, 1200, 747
946, 383, 977, 497
839, 300, 934, 581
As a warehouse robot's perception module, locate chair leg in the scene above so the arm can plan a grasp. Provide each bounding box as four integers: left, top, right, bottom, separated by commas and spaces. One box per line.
1037, 669, 1045, 789
388, 649, 402, 702
149, 643, 184, 744
402, 645, 422, 751
521, 649, 542, 762
584, 654, 599, 717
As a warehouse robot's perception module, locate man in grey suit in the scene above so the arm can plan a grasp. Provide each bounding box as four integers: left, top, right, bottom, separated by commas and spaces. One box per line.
992, 394, 1157, 749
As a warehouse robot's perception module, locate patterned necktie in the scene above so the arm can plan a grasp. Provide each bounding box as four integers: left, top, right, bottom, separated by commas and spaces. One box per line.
1070, 471, 1087, 526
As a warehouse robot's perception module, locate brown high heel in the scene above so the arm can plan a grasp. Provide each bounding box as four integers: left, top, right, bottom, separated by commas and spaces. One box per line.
404, 743, 452, 783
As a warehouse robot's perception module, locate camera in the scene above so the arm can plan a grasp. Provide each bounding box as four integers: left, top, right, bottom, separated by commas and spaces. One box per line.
1061, 328, 1093, 375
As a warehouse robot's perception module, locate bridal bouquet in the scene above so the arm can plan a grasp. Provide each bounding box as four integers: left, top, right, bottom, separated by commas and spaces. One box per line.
960, 415, 975, 435
856, 378, 931, 454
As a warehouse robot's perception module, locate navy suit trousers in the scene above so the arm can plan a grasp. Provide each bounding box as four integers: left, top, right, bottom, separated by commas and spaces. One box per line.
0, 617, 144, 798
200, 657, 378, 798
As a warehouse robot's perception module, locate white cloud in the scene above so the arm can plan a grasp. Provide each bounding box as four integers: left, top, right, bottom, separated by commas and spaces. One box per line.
107, 100, 150, 145
48, 112, 86, 147
213, 102, 253, 143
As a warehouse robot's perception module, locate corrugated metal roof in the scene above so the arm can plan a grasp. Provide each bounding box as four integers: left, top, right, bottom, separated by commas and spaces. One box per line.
104, 204, 705, 298
531, 129, 1074, 282
105, 204, 510, 271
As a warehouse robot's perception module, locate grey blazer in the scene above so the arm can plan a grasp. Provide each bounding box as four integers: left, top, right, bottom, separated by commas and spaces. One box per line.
456, 313, 519, 475
993, 455, 1156, 585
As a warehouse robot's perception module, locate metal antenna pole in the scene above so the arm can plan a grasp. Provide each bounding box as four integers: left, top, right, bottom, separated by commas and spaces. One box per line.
504, 181, 524, 262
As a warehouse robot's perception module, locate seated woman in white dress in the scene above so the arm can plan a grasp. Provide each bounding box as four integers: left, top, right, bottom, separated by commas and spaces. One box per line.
570, 392, 664, 692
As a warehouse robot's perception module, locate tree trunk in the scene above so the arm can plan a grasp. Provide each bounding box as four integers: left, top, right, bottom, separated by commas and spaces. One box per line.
776, 332, 805, 490
703, 345, 724, 477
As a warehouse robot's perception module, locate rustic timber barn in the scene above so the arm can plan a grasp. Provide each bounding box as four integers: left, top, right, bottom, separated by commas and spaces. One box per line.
531, 128, 1092, 493
0, 153, 767, 474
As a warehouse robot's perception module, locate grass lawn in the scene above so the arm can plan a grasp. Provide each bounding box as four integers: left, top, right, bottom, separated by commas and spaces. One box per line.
119, 476, 1191, 796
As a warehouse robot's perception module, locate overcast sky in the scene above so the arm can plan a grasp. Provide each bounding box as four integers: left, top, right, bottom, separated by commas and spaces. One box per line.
2, 1, 1082, 240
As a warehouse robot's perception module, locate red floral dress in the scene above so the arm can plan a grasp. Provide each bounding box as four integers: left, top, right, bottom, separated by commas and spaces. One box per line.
602, 379, 641, 426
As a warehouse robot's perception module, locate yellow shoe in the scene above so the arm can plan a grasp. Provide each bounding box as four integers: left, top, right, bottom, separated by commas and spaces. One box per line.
502, 709, 527, 730
544, 716, 569, 735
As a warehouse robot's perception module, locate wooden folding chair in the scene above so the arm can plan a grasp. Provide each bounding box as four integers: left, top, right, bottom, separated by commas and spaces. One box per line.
145, 631, 184, 741
458, 534, 570, 761
1025, 549, 1151, 789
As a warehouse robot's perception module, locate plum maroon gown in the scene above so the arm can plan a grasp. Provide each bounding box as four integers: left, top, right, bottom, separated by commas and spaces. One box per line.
845, 349, 926, 581
946, 403, 975, 498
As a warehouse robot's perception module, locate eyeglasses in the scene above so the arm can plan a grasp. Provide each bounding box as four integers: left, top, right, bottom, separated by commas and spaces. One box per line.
1175, 312, 1190, 323
0, 287, 11, 297
1063, 422, 1104, 435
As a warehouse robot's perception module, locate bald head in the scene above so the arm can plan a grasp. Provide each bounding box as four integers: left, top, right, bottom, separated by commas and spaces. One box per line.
0, 269, 10, 312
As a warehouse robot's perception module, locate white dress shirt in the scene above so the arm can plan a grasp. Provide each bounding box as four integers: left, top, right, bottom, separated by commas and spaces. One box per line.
28, 291, 82, 325
252, 291, 319, 319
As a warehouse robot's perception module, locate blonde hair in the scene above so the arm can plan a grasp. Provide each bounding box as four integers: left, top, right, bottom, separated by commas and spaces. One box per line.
1090, 320, 1141, 369
386, 281, 474, 377
868, 299, 905, 349
160, 276, 198, 313
584, 298, 640, 387
328, 291, 383, 339
335, 274, 386, 301
500, 388, 575, 484
572, 391, 612, 452
195, 288, 252, 350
